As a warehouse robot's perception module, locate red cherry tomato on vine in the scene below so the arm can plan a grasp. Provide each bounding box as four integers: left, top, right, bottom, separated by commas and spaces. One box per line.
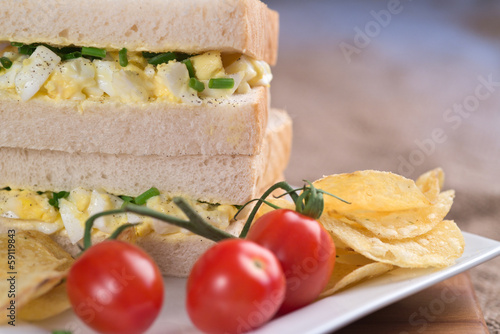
66, 241, 164, 334
186, 239, 286, 334
246, 209, 336, 315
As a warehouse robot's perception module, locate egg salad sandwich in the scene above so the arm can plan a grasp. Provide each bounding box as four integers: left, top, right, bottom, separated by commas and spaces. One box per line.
0, 0, 289, 277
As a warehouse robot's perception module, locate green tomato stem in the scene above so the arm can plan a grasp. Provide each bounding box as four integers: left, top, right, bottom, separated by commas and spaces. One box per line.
83, 199, 235, 251
238, 181, 299, 238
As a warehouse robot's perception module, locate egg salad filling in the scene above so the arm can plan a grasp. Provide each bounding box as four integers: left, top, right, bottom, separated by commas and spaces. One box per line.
0, 187, 238, 244
0, 42, 272, 103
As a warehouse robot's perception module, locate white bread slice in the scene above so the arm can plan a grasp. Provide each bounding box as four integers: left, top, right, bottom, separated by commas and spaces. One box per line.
0, 108, 292, 205
0, 87, 268, 157
0, 0, 279, 65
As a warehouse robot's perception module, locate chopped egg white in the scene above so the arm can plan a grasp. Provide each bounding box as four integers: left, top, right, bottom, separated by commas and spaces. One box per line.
156, 61, 201, 104
87, 190, 126, 234
59, 198, 86, 244
14, 45, 61, 101
94, 61, 153, 102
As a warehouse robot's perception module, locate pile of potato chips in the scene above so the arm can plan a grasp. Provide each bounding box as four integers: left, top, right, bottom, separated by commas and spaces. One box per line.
257, 168, 465, 297
317, 168, 464, 296
0, 231, 74, 323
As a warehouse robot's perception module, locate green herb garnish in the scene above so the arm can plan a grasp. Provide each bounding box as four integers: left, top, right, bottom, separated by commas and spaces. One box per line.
134, 187, 160, 205
208, 78, 234, 89
81, 46, 106, 59
147, 52, 177, 65
182, 58, 195, 78
48, 191, 70, 209
119, 48, 128, 67
0, 57, 12, 69
61, 51, 82, 61
189, 77, 205, 92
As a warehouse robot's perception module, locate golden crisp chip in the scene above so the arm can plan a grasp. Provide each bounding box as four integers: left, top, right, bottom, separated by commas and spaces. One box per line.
319, 262, 394, 297
335, 247, 374, 266
319, 217, 464, 268
416, 168, 444, 203
338, 190, 455, 240
18, 282, 70, 321
314, 170, 432, 213
0, 231, 73, 323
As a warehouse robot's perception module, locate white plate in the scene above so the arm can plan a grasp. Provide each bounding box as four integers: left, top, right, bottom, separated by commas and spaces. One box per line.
7, 232, 500, 334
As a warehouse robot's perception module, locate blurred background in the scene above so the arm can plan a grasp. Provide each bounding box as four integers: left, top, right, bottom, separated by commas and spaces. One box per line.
264, 0, 500, 331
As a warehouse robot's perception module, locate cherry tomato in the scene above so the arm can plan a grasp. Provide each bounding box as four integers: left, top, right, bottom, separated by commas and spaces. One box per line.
246, 209, 336, 314
186, 239, 286, 334
67, 241, 164, 334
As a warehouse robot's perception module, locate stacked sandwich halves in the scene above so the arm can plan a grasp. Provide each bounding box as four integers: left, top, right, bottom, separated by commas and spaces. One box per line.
0, 0, 290, 276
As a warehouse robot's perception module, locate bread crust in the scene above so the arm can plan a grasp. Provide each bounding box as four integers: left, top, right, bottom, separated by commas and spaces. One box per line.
0, 0, 279, 65
0, 87, 268, 157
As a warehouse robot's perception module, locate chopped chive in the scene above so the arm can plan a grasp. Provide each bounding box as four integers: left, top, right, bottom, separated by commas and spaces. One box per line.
182, 59, 195, 78
189, 77, 205, 92
18, 44, 37, 55
61, 51, 82, 61
142, 51, 159, 59
119, 195, 135, 203
81, 46, 106, 58
119, 48, 128, 67
119, 195, 135, 208
0, 57, 12, 69
52, 331, 72, 334
174, 52, 191, 62
10, 42, 24, 47
49, 191, 70, 209
134, 187, 160, 205
42, 44, 63, 55
208, 78, 235, 89
58, 46, 81, 54
147, 52, 177, 65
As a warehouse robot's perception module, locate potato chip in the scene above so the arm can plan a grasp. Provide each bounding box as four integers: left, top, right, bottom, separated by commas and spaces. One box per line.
319, 217, 464, 268
319, 262, 393, 297
416, 168, 444, 203
337, 190, 455, 239
314, 170, 431, 213
18, 282, 70, 321
335, 247, 374, 266
0, 231, 73, 323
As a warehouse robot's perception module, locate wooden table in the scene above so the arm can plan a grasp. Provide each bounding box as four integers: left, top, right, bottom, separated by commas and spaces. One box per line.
335, 272, 488, 333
